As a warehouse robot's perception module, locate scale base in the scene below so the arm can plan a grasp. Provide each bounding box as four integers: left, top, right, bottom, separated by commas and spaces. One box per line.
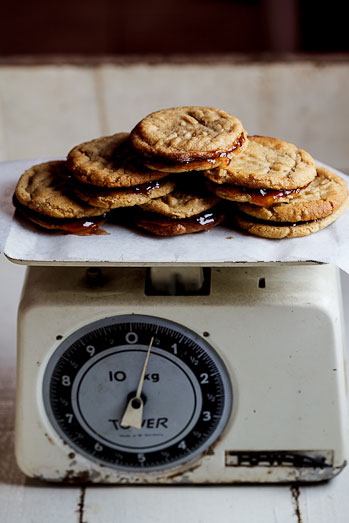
15, 264, 348, 483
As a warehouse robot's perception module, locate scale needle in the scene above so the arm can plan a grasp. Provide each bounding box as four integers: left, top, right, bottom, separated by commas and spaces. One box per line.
120, 336, 154, 429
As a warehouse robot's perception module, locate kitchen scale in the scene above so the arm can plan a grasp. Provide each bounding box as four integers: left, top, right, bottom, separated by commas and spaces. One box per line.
13, 262, 348, 484
1, 160, 349, 485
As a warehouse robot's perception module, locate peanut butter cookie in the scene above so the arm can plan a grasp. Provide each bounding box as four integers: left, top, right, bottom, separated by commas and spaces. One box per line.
13, 161, 109, 235
13, 201, 108, 235
67, 133, 168, 187
237, 166, 348, 222
140, 189, 219, 219
130, 106, 247, 172
205, 135, 316, 189
235, 197, 349, 239
73, 178, 176, 209
14, 161, 108, 219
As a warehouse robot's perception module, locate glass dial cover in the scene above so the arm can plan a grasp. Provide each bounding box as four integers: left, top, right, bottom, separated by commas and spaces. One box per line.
43, 314, 232, 472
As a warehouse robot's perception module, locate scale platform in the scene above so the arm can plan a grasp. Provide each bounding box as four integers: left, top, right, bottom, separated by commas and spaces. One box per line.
1, 159, 349, 270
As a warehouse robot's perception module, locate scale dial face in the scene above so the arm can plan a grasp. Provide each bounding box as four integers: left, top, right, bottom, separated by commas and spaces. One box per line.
43, 314, 232, 472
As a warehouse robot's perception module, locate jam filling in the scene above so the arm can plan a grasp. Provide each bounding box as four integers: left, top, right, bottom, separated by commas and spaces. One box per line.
13, 197, 108, 236
219, 133, 246, 160
145, 133, 246, 166
139, 206, 224, 231
130, 180, 161, 194
190, 209, 221, 228
222, 183, 310, 207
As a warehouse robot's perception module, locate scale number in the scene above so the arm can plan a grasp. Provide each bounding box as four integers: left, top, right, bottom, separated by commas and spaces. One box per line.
138, 453, 146, 463
125, 332, 138, 344
86, 345, 95, 357
200, 373, 209, 384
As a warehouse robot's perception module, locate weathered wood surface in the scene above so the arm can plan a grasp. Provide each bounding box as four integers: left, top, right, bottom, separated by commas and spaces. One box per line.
0, 62, 349, 522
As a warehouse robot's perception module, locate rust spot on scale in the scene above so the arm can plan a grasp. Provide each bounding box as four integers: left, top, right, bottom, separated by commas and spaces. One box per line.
62, 470, 91, 484
44, 433, 55, 445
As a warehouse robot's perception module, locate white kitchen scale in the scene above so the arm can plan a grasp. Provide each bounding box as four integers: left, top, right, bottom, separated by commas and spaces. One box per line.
13, 261, 348, 484
1, 160, 349, 485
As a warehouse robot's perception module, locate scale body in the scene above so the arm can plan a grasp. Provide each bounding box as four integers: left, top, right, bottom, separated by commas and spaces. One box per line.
15, 262, 348, 483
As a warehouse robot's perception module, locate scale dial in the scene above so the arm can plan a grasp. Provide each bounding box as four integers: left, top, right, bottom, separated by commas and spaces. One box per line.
43, 314, 232, 472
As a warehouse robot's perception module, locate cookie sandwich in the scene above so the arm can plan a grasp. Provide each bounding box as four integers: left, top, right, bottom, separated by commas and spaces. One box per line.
135, 177, 224, 236
67, 133, 169, 188
235, 165, 349, 238
13, 161, 109, 235
68, 132, 176, 211
130, 106, 248, 173
205, 136, 317, 207
73, 178, 176, 210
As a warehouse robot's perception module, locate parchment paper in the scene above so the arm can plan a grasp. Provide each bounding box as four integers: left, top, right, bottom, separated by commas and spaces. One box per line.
1, 159, 349, 273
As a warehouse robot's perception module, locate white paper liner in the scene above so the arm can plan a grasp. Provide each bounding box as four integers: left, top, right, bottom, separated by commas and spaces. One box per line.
1, 159, 349, 273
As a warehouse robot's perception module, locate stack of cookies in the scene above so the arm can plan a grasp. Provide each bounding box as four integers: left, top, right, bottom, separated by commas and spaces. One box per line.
205, 135, 349, 238
129, 106, 247, 234
12, 106, 348, 239
67, 133, 176, 215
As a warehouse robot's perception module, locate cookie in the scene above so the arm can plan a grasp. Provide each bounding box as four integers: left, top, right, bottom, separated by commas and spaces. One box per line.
130, 107, 247, 172
237, 166, 348, 222
14, 161, 108, 219
205, 135, 316, 190
13, 198, 108, 235
206, 180, 309, 207
73, 178, 176, 209
67, 133, 168, 188
235, 196, 349, 239
135, 207, 225, 236
140, 189, 219, 219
